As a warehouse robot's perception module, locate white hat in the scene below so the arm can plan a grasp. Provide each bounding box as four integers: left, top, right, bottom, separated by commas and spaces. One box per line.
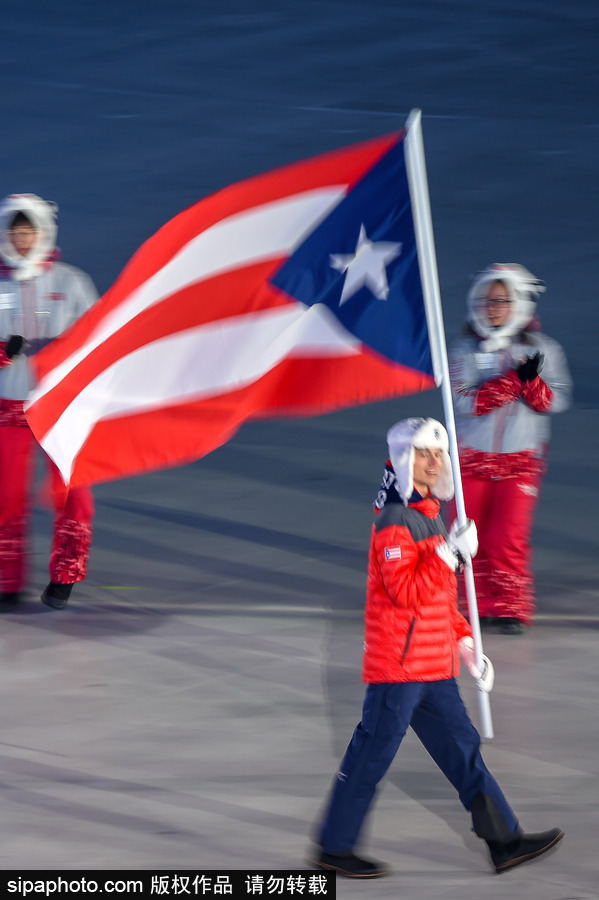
386, 417, 454, 505
0, 193, 58, 280
466, 262, 545, 351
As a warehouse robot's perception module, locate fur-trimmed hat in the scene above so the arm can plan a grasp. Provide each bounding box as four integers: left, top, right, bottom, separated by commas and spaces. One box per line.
466, 262, 545, 351
0, 193, 58, 280
386, 417, 453, 505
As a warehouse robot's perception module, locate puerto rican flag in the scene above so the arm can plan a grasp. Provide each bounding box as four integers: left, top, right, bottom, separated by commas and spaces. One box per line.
25, 129, 439, 488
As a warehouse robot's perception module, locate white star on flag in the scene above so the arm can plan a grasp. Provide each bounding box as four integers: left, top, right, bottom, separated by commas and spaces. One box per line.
330, 224, 402, 306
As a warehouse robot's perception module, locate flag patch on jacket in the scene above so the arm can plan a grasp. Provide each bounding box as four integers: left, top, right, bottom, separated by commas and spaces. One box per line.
385, 545, 402, 560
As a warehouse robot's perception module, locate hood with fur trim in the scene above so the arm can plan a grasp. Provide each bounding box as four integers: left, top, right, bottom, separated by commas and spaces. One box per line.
0, 193, 58, 281
386, 417, 453, 505
466, 262, 545, 352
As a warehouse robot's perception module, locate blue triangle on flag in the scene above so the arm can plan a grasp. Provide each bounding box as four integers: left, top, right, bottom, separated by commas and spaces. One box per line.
270, 138, 433, 377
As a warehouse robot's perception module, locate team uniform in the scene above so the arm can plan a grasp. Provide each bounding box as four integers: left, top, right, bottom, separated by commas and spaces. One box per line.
311, 418, 562, 877
319, 492, 516, 858
449, 264, 572, 627
0, 194, 97, 601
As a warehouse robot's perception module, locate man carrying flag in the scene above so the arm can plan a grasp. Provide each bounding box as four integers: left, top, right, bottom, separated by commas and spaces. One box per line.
308, 416, 564, 877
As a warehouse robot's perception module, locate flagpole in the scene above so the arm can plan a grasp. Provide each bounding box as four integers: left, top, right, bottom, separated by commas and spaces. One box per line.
404, 108, 494, 739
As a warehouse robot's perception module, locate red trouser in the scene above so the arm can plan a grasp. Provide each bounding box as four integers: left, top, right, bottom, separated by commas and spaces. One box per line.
0, 421, 94, 593
451, 468, 543, 625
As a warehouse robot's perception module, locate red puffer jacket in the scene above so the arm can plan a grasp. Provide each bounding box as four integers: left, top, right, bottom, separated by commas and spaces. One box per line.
362, 496, 472, 683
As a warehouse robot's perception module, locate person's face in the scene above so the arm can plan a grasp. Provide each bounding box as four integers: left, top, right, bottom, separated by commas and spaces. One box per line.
412, 447, 444, 496
8, 222, 38, 257
484, 280, 512, 328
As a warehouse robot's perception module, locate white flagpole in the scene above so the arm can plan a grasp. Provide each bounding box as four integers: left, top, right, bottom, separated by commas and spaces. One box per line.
404, 108, 494, 739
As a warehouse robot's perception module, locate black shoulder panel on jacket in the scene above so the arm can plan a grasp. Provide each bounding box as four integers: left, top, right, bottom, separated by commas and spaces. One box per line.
374, 503, 445, 543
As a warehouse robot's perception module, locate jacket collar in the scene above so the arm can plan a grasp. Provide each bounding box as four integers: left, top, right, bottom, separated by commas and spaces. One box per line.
407, 490, 441, 519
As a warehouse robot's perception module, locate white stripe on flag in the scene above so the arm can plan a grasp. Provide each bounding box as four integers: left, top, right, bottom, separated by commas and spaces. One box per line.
41, 302, 360, 480
27, 186, 347, 406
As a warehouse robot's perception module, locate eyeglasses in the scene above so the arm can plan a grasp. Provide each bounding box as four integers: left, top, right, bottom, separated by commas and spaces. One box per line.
485, 297, 511, 305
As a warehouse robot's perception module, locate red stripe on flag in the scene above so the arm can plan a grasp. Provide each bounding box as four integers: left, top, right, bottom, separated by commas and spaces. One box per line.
65, 352, 434, 487
26, 261, 290, 440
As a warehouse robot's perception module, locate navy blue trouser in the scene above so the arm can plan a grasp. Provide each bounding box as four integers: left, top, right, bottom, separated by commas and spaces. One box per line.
318, 679, 519, 854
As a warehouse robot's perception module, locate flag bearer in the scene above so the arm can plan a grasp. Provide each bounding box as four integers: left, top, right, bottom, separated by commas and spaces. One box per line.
309, 417, 564, 877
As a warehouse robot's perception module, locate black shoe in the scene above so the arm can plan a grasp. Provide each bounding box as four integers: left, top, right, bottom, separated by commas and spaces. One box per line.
41, 582, 73, 610
0, 591, 21, 610
479, 616, 498, 630
488, 827, 564, 873
498, 617, 525, 635
307, 850, 389, 878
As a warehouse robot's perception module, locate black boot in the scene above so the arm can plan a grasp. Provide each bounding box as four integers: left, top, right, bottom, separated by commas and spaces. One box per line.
0, 591, 21, 610
307, 849, 389, 878
471, 792, 517, 844
41, 582, 73, 610
471, 792, 563, 873
498, 617, 525, 635
487, 828, 564, 873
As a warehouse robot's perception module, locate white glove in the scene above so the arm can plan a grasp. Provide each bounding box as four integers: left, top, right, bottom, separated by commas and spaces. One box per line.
436, 541, 460, 570
458, 636, 494, 693
447, 519, 479, 562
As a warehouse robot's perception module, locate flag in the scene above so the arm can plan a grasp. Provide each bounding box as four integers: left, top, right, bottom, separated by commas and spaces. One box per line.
25, 129, 439, 488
